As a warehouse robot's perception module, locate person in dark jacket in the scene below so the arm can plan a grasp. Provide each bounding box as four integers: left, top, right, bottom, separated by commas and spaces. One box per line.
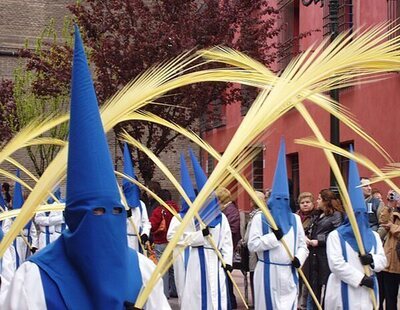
149, 189, 180, 299
216, 187, 240, 309
306, 189, 344, 309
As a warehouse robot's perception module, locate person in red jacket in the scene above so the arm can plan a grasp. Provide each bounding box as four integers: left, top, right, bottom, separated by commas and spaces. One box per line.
150, 189, 180, 299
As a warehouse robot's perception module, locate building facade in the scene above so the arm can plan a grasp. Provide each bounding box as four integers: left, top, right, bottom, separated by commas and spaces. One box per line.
203, 0, 400, 211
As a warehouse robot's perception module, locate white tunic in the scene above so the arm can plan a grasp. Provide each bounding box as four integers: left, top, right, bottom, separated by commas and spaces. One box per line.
168, 214, 233, 310
34, 211, 65, 250
248, 213, 309, 310
0, 246, 16, 303
325, 230, 387, 310
3, 254, 171, 310
127, 201, 151, 251
167, 216, 188, 302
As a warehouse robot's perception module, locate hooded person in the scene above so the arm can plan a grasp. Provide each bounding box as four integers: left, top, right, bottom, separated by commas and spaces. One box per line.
4, 25, 170, 310
10, 169, 34, 266
33, 188, 66, 251
248, 138, 309, 310
0, 225, 17, 302
324, 149, 387, 310
167, 151, 233, 310
123, 143, 151, 252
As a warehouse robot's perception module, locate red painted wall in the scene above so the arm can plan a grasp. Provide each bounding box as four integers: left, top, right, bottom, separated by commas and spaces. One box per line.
204, 1, 400, 211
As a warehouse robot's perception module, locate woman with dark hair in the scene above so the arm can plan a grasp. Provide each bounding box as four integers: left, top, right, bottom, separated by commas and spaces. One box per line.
306, 189, 344, 309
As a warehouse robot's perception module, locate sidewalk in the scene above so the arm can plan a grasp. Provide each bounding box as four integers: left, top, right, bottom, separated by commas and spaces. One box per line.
168, 270, 252, 310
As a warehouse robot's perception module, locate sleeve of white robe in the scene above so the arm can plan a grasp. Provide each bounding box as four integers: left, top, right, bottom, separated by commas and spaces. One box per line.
248, 212, 280, 253
326, 231, 365, 288
29, 223, 39, 249
137, 254, 171, 310
167, 216, 205, 247
294, 214, 309, 265
0, 247, 16, 302
219, 214, 233, 265
370, 231, 387, 273
3, 262, 47, 309
140, 201, 151, 236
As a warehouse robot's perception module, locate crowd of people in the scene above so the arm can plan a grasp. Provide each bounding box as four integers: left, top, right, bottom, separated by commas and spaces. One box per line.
0, 26, 398, 310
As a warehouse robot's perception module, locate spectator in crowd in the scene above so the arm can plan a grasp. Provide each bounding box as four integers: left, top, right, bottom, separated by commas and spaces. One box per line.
150, 189, 180, 299
296, 192, 316, 310
307, 189, 344, 309
243, 190, 265, 309
147, 181, 162, 217
216, 186, 241, 309
379, 189, 400, 310
360, 177, 385, 231
372, 188, 383, 202
1, 183, 11, 209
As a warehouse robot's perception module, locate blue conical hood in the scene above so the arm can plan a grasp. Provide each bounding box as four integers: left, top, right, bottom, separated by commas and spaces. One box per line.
29, 25, 139, 309
337, 147, 375, 252
12, 169, 24, 210
267, 138, 294, 234
47, 187, 64, 204
66, 25, 120, 212
180, 153, 196, 216
189, 148, 221, 227
122, 143, 141, 208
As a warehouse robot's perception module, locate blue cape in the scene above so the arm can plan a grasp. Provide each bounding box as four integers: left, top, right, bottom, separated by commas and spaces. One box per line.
267, 138, 294, 235
30, 25, 141, 309
337, 148, 375, 253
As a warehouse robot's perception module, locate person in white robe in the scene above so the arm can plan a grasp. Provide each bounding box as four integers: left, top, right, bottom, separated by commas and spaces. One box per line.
248, 139, 309, 310
0, 228, 16, 303
34, 210, 65, 250
122, 143, 152, 252
324, 150, 387, 310
168, 213, 233, 310
4, 26, 169, 310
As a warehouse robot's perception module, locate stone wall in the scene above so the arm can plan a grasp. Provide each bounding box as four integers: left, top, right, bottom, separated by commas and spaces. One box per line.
0, 0, 200, 204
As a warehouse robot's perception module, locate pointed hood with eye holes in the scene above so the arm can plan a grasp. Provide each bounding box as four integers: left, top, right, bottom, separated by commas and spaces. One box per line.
29, 25, 141, 309
337, 147, 375, 253
123, 143, 141, 208
189, 148, 222, 228
267, 138, 295, 235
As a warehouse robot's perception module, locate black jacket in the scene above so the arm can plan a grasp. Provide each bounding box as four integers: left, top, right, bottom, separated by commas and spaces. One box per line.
307, 211, 343, 301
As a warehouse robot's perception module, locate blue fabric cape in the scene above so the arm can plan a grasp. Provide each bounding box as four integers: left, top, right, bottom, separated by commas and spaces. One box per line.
267, 138, 294, 235
29, 25, 141, 309
337, 148, 375, 253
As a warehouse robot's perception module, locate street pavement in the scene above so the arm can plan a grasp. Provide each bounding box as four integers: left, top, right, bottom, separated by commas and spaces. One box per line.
168, 269, 252, 310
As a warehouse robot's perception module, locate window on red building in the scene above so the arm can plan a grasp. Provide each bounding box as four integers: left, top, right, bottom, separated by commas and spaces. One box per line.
287, 152, 300, 203
323, 0, 353, 38
252, 147, 264, 192
240, 85, 258, 116
339, 140, 354, 187
388, 0, 400, 39
278, 0, 300, 69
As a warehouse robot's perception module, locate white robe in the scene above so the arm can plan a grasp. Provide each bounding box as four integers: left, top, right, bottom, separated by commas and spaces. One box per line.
34, 211, 65, 250
127, 201, 151, 251
3, 253, 171, 310
167, 216, 188, 302
0, 245, 16, 303
168, 214, 233, 310
325, 230, 387, 310
248, 213, 309, 310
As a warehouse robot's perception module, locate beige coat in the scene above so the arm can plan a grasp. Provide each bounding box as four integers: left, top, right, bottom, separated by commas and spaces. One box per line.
380, 206, 400, 273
